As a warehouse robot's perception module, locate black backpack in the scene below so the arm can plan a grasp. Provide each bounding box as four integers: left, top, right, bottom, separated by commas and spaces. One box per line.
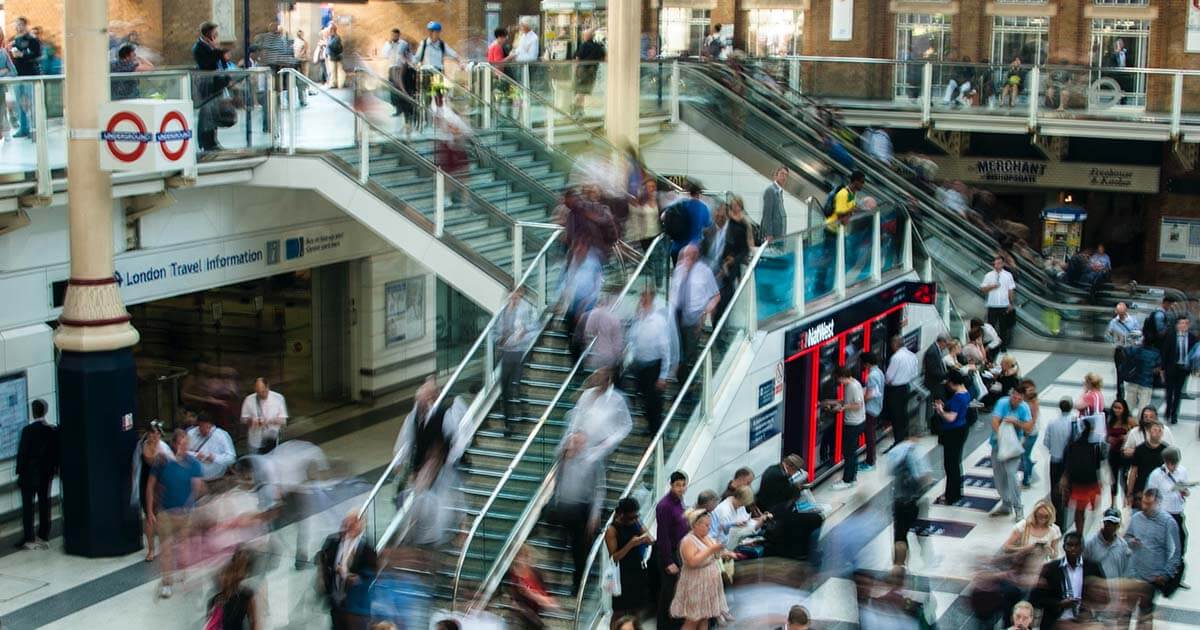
661, 201, 691, 242
822, 186, 846, 218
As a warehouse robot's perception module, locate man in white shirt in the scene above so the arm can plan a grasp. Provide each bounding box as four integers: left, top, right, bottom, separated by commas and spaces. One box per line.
382, 28, 415, 122
493, 286, 538, 434
564, 369, 632, 460
240, 377, 288, 454
514, 18, 539, 63
628, 287, 674, 435
829, 366, 867, 490
186, 413, 236, 481
1107, 302, 1142, 401
883, 335, 919, 445
414, 21, 459, 72
979, 257, 1016, 352
670, 245, 720, 376
1146, 447, 1189, 554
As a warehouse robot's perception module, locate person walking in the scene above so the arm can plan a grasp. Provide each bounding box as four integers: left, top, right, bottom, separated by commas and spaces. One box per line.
1125, 488, 1182, 628
383, 28, 416, 129
670, 509, 732, 629
548, 432, 605, 594
572, 29, 604, 115
1146, 447, 1189, 554
494, 286, 537, 436
1122, 407, 1176, 458
628, 286, 673, 436
1122, 338, 1161, 416
829, 366, 867, 490
1063, 416, 1104, 536
1127, 419, 1167, 511
862, 351, 885, 471
206, 549, 258, 630
1161, 316, 1196, 426
9, 17, 40, 141
241, 377, 288, 454
656, 471, 689, 630
147, 430, 205, 599
670, 244, 720, 375
1019, 380, 1042, 489
1084, 508, 1131, 620
293, 29, 309, 82
991, 387, 1035, 521
1002, 499, 1062, 563
1029, 532, 1107, 628
192, 21, 225, 152
1044, 399, 1079, 531
606, 497, 653, 619
980, 256, 1017, 352
318, 512, 378, 630
883, 335, 920, 446
582, 293, 625, 379
16, 399, 57, 551
323, 23, 344, 88
889, 431, 932, 567
933, 371, 971, 505
1106, 400, 1136, 507
132, 422, 170, 561
761, 167, 788, 242
1107, 302, 1141, 401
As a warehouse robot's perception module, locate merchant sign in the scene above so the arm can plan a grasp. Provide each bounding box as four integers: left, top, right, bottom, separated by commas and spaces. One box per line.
930, 158, 1159, 194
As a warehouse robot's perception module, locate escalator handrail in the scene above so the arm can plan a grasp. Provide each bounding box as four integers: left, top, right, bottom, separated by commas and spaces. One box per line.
722, 57, 1189, 304
281, 69, 522, 234
571, 242, 769, 626
450, 234, 669, 609
355, 226, 565, 524
672, 64, 1171, 320
353, 66, 565, 209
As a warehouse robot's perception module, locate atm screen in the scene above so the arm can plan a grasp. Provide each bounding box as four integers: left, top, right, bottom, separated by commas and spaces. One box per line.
844, 328, 864, 376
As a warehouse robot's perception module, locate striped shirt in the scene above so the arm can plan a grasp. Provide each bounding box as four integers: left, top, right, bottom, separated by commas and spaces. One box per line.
253, 32, 296, 67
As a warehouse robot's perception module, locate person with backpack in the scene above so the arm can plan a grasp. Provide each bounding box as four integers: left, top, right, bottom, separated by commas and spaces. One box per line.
414, 22, 460, 73
1063, 416, 1104, 536
662, 180, 712, 263
323, 23, 344, 89
822, 170, 866, 230
889, 431, 931, 567
1142, 296, 1178, 350
701, 24, 723, 60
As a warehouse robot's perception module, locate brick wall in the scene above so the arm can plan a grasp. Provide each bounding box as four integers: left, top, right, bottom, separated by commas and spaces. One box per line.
5, 1, 66, 54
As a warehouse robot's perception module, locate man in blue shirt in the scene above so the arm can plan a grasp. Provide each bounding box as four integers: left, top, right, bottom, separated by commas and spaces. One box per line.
862, 352, 885, 471
147, 429, 204, 599
670, 180, 712, 260
990, 387, 1035, 521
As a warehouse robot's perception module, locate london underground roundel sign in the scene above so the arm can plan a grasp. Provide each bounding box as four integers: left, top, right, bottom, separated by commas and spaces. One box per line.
100, 111, 152, 163
157, 110, 192, 161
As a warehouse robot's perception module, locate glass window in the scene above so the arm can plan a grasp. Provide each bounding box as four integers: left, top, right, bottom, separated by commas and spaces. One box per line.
894, 13, 952, 100
1090, 18, 1150, 108
660, 7, 711, 57
991, 15, 1050, 66
746, 9, 804, 57
1093, 0, 1148, 5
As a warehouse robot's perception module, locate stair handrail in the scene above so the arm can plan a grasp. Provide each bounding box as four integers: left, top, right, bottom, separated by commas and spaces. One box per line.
450, 234, 668, 609
280, 69, 526, 242
670, 65, 1160, 327
570, 241, 769, 627
356, 226, 564, 526
708, 57, 1188, 305
352, 66, 566, 209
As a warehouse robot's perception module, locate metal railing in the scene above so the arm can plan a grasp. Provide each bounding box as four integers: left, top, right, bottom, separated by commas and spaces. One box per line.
449, 234, 669, 611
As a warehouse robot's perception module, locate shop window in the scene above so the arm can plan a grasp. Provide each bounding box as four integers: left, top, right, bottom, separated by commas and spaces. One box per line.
660, 7, 711, 57
746, 9, 804, 57
1090, 18, 1149, 108
991, 15, 1049, 66
894, 13, 952, 100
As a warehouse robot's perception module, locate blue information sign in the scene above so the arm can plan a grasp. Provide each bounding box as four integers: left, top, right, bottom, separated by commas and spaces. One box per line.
748, 406, 782, 451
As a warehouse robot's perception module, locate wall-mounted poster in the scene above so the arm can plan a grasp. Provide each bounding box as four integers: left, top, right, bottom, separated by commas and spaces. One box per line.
212, 0, 236, 44
385, 276, 425, 346
830, 0, 853, 42
1159, 217, 1200, 265
0, 372, 29, 460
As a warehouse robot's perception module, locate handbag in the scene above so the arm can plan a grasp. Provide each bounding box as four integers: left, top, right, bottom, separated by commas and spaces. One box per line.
997, 422, 1023, 461
719, 556, 735, 585
602, 560, 622, 596
214, 98, 238, 128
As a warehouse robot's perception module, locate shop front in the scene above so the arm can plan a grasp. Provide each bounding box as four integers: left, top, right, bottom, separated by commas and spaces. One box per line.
781, 281, 936, 481
542, 0, 607, 59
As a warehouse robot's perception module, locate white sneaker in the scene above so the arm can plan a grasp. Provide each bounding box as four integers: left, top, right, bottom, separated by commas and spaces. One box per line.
35, 539, 49, 550
830, 481, 856, 491
21, 542, 38, 551
159, 584, 172, 599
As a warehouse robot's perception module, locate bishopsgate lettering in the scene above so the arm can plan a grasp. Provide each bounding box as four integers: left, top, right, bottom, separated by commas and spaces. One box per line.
972, 160, 1047, 184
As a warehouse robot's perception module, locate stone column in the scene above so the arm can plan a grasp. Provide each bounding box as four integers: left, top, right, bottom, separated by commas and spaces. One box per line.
605, 0, 642, 148
54, 0, 142, 557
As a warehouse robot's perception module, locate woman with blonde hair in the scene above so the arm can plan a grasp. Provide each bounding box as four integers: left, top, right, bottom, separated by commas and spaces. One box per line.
670, 508, 732, 629
1001, 499, 1061, 563
1076, 372, 1105, 420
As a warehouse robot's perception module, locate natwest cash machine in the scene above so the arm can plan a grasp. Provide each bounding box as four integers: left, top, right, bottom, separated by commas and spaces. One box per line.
781, 281, 936, 481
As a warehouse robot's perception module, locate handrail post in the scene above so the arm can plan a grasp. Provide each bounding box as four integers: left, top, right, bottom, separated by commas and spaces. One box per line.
702, 354, 713, 418
537, 258, 548, 310
267, 69, 278, 142
1172, 72, 1184, 140
546, 95, 555, 145
670, 60, 681, 124
484, 335, 497, 389
871, 212, 882, 284
794, 233, 806, 316
747, 266, 759, 335
1028, 67, 1040, 130
358, 121, 370, 185
835, 224, 846, 299
178, 75, 198, 180
923, 256, 933, 283
941, 293, 952, 329
902, 218, 913, 272
483, 68, 493, 129
33, 80, 50, 198
789, 58, 801, 97
435, 172, 446, 237
512, 222, 524, 285
921, 62, 932, 126
654, 441, 665, 501
287, 71, 297, 155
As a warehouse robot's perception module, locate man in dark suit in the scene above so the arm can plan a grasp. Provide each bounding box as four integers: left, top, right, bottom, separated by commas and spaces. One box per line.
318, 513, 378, 630
923, 334, 950, 404
16, 399, 58, 550
761, 167, 788, 242
1030, 532, 1107, 628
1160, 316, 1197, 426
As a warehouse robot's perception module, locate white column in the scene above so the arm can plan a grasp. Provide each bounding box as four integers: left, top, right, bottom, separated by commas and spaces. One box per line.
55, 0, 139, 352
605, 0, 641, 148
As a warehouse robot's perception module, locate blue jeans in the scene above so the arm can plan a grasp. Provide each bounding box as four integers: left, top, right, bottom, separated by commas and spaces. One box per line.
1020, 432, 1039, 484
